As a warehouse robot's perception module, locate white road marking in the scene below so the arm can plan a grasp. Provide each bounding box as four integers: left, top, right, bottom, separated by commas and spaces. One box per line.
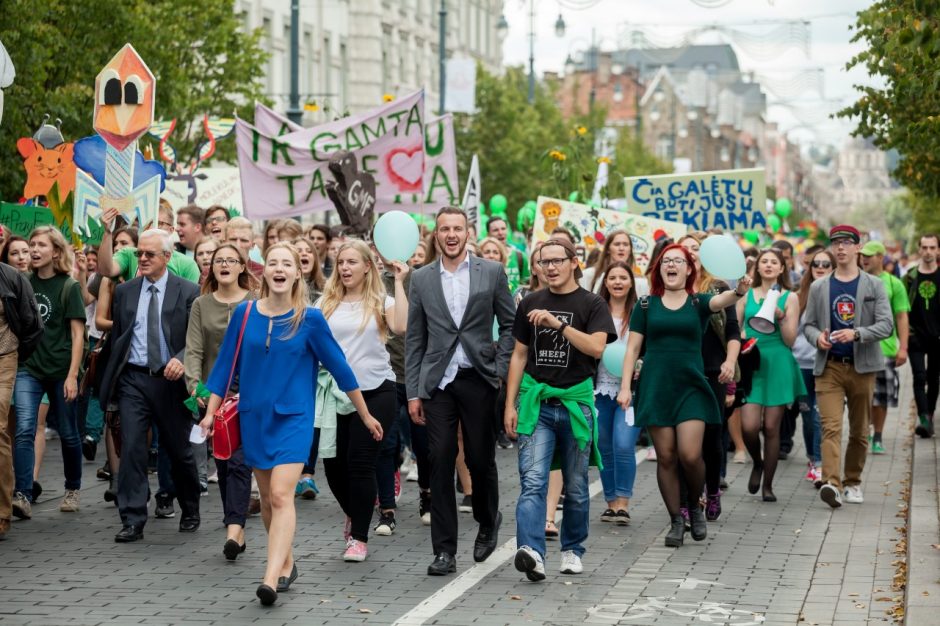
392, 447, 651, 626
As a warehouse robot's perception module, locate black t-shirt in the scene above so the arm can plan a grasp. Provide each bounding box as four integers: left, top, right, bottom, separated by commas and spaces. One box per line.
513, 286, 616, 389
910, 270, 940, 340
701, 282, 741, 374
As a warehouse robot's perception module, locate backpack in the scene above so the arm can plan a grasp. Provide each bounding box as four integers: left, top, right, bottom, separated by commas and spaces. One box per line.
0, 265, 45, 363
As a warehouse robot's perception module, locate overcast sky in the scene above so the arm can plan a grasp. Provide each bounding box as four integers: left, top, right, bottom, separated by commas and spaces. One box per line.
500, 0, 878, 149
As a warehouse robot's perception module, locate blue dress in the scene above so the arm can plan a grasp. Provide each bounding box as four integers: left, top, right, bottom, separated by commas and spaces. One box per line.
206, 303, 359, 469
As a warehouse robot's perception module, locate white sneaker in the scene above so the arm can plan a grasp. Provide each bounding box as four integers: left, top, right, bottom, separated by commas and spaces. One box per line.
820, 483, 842, 508
559, 550, 583, 575
407, 465, 419, 482
843, 485, 864, 504
514, 546, 546, 582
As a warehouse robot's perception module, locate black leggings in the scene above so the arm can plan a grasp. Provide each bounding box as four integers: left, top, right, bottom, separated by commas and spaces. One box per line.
323, 380, 397, 543
910, 335, 940, 417
679, 375, 725, 505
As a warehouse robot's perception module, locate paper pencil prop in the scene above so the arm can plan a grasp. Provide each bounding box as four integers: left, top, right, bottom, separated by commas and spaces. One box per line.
73, 44, 161, 235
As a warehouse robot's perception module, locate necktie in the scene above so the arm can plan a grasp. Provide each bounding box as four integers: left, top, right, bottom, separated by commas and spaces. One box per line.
147, 285, 162, 370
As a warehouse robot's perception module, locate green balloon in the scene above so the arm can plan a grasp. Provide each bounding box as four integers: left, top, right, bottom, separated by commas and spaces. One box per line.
489, 194, 508, 215
767, 214, 782, 232
569, 191, 580, 202
517, 206, 536, 231
774, 198, 793, 219
742, 230, 760, 244
524, 200, 537, 212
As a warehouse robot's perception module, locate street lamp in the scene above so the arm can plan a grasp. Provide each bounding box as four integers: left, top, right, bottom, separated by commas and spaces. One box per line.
498, 1, 567, 104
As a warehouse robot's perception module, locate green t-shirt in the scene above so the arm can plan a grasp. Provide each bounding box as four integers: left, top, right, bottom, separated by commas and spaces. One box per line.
114, 247, 200, 283
878, 271, 911, 357
25, 273, 86, 380
505, 247, 529, 294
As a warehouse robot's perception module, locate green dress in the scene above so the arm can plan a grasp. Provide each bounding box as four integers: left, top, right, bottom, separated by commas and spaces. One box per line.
630, 293, 721, 427
743, 290, 807, 406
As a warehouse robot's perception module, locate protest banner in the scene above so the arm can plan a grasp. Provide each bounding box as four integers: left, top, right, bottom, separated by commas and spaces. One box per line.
624, 168, 767, 231
1, 202, 103, 245
248, 100, 458, 218
533, 196, 686, 272
461, 154, 481, 227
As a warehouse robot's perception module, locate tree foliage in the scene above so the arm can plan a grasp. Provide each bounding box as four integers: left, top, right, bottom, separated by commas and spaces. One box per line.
837, 0, 940, 233
0, 0, 268, 201
454, 65, 668, 223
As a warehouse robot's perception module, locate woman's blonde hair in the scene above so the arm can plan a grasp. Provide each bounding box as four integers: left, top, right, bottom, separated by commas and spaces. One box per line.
28, 226, 73, 275
319, 240, 388, 340
260, 242, 308, 338
292, 236, 325, 290
478, 237, 508, 264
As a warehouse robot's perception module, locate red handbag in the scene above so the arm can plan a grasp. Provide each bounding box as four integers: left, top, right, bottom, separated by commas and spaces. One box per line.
212, 302, 252, 461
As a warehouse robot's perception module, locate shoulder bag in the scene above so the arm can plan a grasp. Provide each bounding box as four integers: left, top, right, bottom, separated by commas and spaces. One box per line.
212, 302, 252, 461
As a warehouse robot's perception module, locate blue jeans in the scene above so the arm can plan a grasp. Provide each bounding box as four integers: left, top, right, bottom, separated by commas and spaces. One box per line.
516, 401, 592, 558
595, 393, 640, 502
799, 368, 822, 463
13, 370, 82, 498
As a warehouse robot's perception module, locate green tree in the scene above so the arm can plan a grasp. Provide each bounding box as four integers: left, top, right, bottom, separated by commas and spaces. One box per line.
0, 0, 267, 201
837, 0, 940, 233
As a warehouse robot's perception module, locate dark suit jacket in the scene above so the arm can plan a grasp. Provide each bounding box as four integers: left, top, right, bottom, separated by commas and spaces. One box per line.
405, 255, 516, 399
98, 272, 199, 404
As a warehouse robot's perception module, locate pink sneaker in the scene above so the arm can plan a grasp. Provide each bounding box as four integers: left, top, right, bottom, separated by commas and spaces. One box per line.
646, 447, 657, 461
394, 469, 402, 504
343, 516, 352, 542
343, 539, 368, 562
809, 465, 822, 487
804, 462, 815, 482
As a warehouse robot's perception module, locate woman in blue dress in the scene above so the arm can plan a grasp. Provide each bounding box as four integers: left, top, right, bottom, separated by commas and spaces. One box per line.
202, 242, 381, 606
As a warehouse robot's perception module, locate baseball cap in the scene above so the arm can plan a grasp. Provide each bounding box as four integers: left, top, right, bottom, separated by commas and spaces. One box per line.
540, 237, 583, 280
828, 224, 861, 244
860, 241, 887, 257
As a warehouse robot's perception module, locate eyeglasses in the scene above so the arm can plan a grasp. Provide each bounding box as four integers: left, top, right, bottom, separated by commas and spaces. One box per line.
536, 257, 570, 269
205, 215, 227, 224
158, 220, 174, 230
213, 258, 242, 267
811, 260, 832, 269
135, 250, 161, 259
661, 258, 687, 267
831, 239, 856, 249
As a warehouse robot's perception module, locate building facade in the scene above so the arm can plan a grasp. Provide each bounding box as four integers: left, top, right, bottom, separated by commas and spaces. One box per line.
238, 0, 504, 120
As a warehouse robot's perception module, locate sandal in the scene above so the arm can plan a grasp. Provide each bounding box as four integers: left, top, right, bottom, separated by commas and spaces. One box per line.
545, 519, 559, 539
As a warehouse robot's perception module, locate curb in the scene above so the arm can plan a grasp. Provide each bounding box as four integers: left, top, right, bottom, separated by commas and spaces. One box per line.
905, 424, 940, 624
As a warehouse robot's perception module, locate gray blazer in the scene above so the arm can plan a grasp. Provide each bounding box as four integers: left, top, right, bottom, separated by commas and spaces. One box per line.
405, 255, 516, 399
99, 273, 199, 404
802, 271, 894, 376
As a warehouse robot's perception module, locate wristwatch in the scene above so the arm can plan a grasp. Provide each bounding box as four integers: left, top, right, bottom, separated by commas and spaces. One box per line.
558, 321, 569, 335
853, 329, 861, 342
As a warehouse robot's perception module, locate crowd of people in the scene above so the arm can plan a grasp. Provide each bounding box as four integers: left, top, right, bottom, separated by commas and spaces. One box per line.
0, 200, 936, 606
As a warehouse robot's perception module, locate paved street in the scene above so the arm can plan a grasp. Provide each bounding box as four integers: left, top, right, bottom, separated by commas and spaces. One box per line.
0, 377, 929, 626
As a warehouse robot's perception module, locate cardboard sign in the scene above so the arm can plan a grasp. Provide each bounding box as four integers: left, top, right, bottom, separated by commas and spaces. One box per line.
0, 202, 103, 245
462, 154, 481, 227
533, 196, 687, 272
325, 151, 376, 235
624, 168, 767, 232
162, 166, 243, 214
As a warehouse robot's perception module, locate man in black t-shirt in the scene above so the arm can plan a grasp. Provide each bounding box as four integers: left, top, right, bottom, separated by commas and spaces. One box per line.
504, 238, 615, 582
902, 233, 940, 437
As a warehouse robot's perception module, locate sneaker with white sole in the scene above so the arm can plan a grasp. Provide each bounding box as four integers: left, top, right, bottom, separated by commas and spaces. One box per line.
60, 489, 80, 513
559, 550, 583, 574
374, 511, 396, 536
514, 546, 546, 582
12, 492, 31, 519
343, 539, 368, 562
820, 483, 842, 508
419, 491, 432, 526
843, 485, 864, 504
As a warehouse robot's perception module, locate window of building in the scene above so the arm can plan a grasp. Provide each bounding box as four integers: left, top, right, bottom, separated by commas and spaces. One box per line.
323, 35, 332, 103
340, 42, 348, 110
262, 15, 274, 95
656, 134, 674, 161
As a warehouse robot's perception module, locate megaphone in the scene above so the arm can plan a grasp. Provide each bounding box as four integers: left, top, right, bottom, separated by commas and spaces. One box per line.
748, 284, 781, 334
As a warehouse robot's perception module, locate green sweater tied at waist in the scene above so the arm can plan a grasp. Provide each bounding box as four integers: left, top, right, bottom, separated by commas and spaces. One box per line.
518, 373, 602, 469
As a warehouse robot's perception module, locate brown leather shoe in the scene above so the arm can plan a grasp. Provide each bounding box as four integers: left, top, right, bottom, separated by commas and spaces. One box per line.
0, 518, 10, 539
248, 496, 261, 516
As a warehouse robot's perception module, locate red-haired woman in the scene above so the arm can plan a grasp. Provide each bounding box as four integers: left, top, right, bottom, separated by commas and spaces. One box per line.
618, 244, 750, 548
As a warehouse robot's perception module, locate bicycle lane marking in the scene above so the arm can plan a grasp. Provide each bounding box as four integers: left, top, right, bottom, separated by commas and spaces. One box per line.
391, 447, 650, 626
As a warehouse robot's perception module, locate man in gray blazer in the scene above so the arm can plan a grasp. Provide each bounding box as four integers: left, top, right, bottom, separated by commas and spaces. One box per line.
99, 229, 201, 543
804, 225, 893, 509
406, 206, 516, 576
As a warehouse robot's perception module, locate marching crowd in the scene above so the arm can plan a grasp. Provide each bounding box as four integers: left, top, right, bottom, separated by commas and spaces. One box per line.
0, 200, 937, 606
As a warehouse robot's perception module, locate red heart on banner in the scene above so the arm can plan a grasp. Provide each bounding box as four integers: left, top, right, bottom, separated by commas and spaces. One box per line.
386, 145, 424, 192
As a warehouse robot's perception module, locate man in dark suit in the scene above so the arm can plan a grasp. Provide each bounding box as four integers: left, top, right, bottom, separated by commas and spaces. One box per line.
405, 206, 516, 576
99, 228, 201, 542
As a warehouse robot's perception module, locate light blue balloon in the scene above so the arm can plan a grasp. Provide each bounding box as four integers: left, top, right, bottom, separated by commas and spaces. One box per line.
601, 343, 626, 377
373, 210, 420, 262
492, 318, 500, 342
699, 234, 747, 280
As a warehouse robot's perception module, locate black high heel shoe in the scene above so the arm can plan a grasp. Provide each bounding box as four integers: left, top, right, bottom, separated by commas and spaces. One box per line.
689, 507, 707, 541
748, 462, 763, 495
665, 514, 685, 547
223, 539, 247, 561
256, 584, 277, 606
